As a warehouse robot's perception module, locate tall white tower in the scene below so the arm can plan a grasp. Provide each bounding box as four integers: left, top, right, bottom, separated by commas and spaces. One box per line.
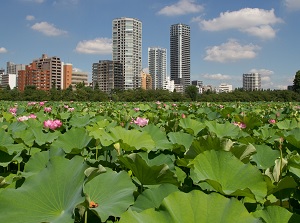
112, 17, 142, 90
148, 47, 167, 90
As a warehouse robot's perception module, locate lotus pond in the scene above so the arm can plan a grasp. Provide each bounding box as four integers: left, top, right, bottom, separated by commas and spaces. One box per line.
0, 101, 300, 223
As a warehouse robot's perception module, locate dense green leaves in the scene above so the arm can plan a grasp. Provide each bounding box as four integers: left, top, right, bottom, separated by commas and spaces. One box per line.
0, 156, 88, 223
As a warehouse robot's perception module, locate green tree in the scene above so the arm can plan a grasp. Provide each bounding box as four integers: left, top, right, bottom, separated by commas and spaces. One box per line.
185, 85, 199, 101
293, 70, 300, 93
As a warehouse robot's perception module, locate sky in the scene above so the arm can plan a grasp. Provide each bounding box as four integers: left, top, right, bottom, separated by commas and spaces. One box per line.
0, 0, 300, 90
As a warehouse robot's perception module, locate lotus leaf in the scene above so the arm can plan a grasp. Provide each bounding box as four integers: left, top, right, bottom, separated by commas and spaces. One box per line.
84, 169, 136, 221
189, 150, 267, 201
120, 190, 258, 223
0, 156, 88, 223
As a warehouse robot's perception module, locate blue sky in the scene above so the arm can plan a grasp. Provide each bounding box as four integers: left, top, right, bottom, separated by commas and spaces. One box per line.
1, 0, 300, 89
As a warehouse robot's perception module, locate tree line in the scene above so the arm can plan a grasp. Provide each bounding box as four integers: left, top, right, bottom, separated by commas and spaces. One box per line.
0, 84, 299, 102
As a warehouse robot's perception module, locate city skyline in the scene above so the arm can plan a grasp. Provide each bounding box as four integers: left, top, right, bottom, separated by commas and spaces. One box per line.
0, 0, 299, 90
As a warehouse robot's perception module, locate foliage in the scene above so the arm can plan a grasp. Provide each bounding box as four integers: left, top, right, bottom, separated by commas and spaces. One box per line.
0, 101, 300, 222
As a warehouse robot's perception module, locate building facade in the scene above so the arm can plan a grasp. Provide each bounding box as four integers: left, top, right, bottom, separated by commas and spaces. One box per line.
218, 83, 233, 93
5, 62, 26, 89
170, 23, 190, 90
92, 60, 123, 93
18, 62, 51, 91
243, 73, 261, 91
148, 47, 167, 89
71, 69, 89, 89
141, 71, 152, 90
63, 63, 73, 89
33, 54, 62, 89
112, 17, 142, 90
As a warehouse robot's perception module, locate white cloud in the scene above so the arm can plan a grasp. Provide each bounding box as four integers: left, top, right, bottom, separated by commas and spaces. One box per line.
31, 22, 67, 36
26, 15, 35, 21
22, 0, 44, 3
158, 0, 204, 16
0, 47, 8, 53
53, 0, 79, 5
195, 8, 283, 39
202, 73, 231, 80
75, 38, 112, 54
204, 39, 260, 63
249, 68, 274, 76
284, 0, 300, 11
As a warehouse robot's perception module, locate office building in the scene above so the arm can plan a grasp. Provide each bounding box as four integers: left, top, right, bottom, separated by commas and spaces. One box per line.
148, 47, 167, 89
92, 60, 123, 93
243, 73, 261, 91
112, 17, 142, 90
170, 23, 190, 90
6, 62, 25, 89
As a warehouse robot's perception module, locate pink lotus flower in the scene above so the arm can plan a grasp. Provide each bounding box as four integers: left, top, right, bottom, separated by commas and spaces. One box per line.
28, 102, 37, 106
28, 114, 37, 119
43, 119, 62, 130
9, 107, 17, 115
134, 108, 140, 112
44, 107, 52, 113
133, 117, 149, 127
181, 114, 186, 119
68, 107, 75, 112
269, 119, 276, 124
17, 116, 29, 122
233, 122, 246, 129
156, 101, 161, 105
39, 101, 45, 106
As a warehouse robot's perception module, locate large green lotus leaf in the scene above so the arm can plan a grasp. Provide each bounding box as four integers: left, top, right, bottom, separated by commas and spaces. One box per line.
287, 153, 300, 178
252, 205, 300, 223
6, 121, 27, 133
276, 119, 300, 130
118, 153, 178, 186
253, 127, 280, 143
13, 128, 35, 147
167, 132, 194, 150
110, 126, 155, 152
0, 156, 88, 223
50, 127, 92, 153
230, 143, 256, 163
0, 150, 22, 168
285, 128, 300, 150
88, 127, 115, 147
179, 118, 206, 136
205, 120, 241, 138
131, 184, 178, 212
120, 190, 258, 223
23, 150, 50, 174
143, 124, 173, 151
251, 145, 280, 169
30, 126, 60, 146
83, 169, 136, 222
69, 114, 91, 127
185, 135, 234, 159
189, 150, 267, 201
0, 128, 25, 154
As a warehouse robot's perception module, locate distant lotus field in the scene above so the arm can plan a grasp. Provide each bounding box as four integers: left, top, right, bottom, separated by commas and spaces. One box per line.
0, 101, 300, 222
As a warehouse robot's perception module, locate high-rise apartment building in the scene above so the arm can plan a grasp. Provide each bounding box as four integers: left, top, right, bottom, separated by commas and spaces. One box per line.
92, 60, 123, 93
170, 23, 190, 90
18, 62, 51, 91
112, 17, 142, 90
33, 54, 62, 89
6, 62, 25, 89
243, 73, 261, 91
148, 47, 167, 89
